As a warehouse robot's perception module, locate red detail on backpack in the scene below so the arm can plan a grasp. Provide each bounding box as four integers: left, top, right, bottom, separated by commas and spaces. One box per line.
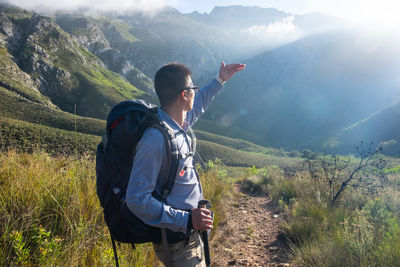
179, 165, 188, 177
110, 116, 125, 130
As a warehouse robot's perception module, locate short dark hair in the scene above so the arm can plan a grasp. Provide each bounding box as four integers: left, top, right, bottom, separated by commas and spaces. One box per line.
154, 62, 192, 107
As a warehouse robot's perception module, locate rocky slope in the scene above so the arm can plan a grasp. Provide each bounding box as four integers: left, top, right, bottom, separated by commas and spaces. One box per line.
0, 4, 149, 119
55, 13, 155, 95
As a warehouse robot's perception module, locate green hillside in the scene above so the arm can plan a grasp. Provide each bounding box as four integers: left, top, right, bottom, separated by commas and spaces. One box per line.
197, 140, 299, 170
0, 45, 50, 105
194, 129, 293, 157
0, 117, 100, 155
0, 81, 291, 161
328, 100, 400, 155
194, 119, 266, 146
54, 13, 155, 95
0, 5, 151, 120
0, 87, 105, 136
0, 115, 300, 169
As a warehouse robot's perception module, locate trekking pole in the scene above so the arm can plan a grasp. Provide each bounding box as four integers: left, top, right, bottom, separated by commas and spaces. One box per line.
198, 200, 212, 267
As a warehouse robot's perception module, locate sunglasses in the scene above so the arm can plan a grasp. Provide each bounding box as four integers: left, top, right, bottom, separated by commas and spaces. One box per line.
180, 86, 199, 93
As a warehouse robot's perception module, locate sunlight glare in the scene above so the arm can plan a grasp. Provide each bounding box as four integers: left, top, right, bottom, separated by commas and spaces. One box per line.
349, 0, 400, 28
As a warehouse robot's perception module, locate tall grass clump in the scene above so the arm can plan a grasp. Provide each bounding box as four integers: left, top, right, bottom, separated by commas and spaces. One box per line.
200, 158, 233, 234
0, 150, 156, 266
279, 154, 400, 266
0, 151, 232, 266
242, 151, 400, 266
290, 198, 400, 266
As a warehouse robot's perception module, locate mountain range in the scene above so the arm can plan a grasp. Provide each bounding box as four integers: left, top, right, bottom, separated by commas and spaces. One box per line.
0, 3, 399, 156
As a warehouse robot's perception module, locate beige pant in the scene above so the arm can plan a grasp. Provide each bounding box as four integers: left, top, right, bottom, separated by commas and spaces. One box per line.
153, 231, 206, 267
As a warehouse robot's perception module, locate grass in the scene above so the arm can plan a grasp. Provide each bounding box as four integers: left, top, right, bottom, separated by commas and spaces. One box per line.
241, 157, 400, 266
197, 140, 301, 170
199, 159, 234, 239
194, 118, 267, 147
195, 129, 295, 156
111, 21, 140, 43
0, 117, 100, 156
0, 88, 105, 136
0, 111, 301, 170
0, 150, 233, 266
0, 150, 156, 266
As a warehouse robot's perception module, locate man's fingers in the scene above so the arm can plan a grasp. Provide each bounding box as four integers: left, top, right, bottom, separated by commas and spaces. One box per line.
191, 207, 214, 230
199, 212, 213, 229
219, 61, 226, 74
200, 208, 212, 216
200, 210, 212, 221
227, 64, 246, 73
226, 63, 246, 69
227, 63, 246, 69
202, 219, 213, 225
199, 219, 213, 229
200, 214, 212, 221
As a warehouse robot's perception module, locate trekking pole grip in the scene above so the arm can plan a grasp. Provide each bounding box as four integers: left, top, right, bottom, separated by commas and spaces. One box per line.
198, 200, 211, 267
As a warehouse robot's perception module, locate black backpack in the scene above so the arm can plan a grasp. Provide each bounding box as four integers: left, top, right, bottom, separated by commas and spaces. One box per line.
95, 100, 180, 254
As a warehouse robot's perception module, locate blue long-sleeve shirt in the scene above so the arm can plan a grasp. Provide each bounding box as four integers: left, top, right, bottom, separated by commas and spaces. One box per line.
126, 78, 223, 234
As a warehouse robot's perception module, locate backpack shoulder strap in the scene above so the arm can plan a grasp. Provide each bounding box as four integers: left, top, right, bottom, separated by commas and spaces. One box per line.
186, 127, 206, 170
151, 121, 177, 267
150, 121, 180, 202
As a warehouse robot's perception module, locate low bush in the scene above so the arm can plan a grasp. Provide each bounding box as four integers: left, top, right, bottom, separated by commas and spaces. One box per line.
241, 165, 283, 195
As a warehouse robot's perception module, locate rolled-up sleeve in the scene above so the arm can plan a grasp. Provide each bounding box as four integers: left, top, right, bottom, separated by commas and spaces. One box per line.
126, 128, 189, 233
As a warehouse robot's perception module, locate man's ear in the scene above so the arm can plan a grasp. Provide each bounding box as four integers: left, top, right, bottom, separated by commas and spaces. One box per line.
181, 90, 188, 100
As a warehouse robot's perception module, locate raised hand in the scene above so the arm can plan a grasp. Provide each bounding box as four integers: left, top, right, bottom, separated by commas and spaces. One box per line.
219, 61, 246, 82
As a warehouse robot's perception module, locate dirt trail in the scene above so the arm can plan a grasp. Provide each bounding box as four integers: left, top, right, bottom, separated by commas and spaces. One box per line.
211, 184, 293, 266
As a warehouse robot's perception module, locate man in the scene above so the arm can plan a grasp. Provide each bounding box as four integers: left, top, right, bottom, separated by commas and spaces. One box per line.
126, 61, 245, 266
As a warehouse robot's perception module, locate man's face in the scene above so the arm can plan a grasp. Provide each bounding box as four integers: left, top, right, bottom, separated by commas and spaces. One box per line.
185, 76, 195, 111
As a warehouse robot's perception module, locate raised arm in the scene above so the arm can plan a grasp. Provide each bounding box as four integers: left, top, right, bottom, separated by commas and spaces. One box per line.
184, 62, 246, 127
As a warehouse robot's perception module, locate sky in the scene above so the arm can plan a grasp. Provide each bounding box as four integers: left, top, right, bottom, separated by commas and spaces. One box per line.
2, 0, 400, 27
171, 0, 400, 26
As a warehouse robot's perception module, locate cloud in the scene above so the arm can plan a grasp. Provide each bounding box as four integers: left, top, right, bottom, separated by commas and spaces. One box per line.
0, 0, 175, 13
240, 16, 302, 48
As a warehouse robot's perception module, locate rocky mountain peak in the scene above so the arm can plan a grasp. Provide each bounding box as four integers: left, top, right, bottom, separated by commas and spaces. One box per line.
188, 5, 288, 30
